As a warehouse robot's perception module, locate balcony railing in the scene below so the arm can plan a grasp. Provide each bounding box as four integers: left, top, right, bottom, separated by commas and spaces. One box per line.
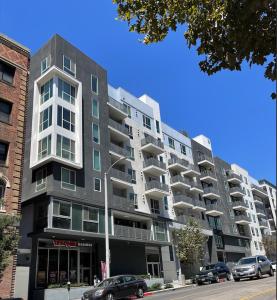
258, 219, 268, 228
108, 97, 128, 114
110, 143, 129, 157
141, 136, 164, 149
173, 194, 194, 206
143, 158, 166, 170
226, 171, 242, 182
190, 181, 203, 190
193, 200, 206, 209
205, 203, 222, 212
231, 200, 248, 209
168, 157, 189, 168
251, 184, 268, 197
108, 119, 129, 135
112, 195, 135, 211
234, 215, 251, 223
110, 168, 132, 183
229, 186, 245, 195
176, 215, 210, 229
203, 186, 219, 196
256, 208, 266, 215
145, 181, 169, 192
197, 154, 214, 164
200, 170, 217, 179
114, 224, 152, 241
185, 164, 200, 174
171, 175, 191, 186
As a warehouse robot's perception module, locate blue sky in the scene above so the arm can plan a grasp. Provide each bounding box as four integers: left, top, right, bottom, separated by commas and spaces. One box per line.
0, 1, 275, 183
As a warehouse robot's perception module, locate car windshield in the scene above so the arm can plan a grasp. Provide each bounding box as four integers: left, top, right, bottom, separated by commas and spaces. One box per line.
202, 264, 216, 270
97, 278, 114, 288
238, 257, 256, 265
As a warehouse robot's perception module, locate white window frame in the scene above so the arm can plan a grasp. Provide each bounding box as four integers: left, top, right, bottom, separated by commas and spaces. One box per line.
52, 199, 72, 229
94, 177, 101, 192
180, 144, 186, 155
151, 199, 160, 214
143, 115, 151, 129
38, 135, 51, 160
40, 79, 53, 104
92, 98, 99, 118
57, 105, 75, 132
61, 167, 76, 191
91, 74, 98, 94
92, 123, 100, 144
41, 55, 50, 74
36, 168, 47, 191
168, 137, 175, 149
56, 134, 75, 162
63, 55, 76, 77
93, 149, 101, 171
83, 206, 99, 232
58, 78, 76, 105
39, 105, 52, 132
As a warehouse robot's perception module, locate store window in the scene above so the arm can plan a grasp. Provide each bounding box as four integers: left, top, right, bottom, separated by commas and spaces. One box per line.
58, 78, 76, 105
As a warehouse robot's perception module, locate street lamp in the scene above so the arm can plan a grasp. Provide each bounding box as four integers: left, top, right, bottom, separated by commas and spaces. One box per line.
104, 156, 128, 278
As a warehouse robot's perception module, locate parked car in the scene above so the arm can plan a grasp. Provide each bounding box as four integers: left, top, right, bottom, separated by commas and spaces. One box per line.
82, 275, 147, 300
195, 262, 231, 285
271, 261, 276, 272
232, 255, 274, 281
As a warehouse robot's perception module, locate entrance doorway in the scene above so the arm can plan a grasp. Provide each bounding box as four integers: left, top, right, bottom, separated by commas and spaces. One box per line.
147, 262, 160, 278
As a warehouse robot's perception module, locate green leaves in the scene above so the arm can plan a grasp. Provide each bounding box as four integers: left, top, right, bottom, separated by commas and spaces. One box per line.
113, 0, 276, 98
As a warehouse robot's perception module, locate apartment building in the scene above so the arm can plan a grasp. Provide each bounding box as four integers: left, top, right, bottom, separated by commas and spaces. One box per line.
0, 34, 30, 298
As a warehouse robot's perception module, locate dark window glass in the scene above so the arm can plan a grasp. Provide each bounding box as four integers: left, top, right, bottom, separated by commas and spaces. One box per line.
0, 61, 15, 84
94, 178, 101, 191
0, 142, 8, 163
52, 217, 71, 229
156, 120, 160, 133
83, 221, 98, 232
48, 249, 58, 285
169, 246, 174, 261
0, 99, 12, 123
37, 249, 48, 288
59, 250, 68, 284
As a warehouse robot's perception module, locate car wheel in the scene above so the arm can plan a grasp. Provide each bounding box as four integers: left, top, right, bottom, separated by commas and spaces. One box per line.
137, 287, 144, 298
257, 269, 262, 279
106, 293, 114, 300
214, 275, 220, 283
234, 278, 240, 282
269, 268, 274, 277
226, 273, 231, 281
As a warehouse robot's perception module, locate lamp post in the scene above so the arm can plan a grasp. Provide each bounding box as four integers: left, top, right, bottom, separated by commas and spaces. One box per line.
104, 156, 128, 278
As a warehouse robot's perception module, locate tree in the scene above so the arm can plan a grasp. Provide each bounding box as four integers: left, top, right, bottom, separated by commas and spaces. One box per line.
0, 214, 19, 281
263, 235, 276, 261
113, 0, 276, 99
172, 218, 208, 265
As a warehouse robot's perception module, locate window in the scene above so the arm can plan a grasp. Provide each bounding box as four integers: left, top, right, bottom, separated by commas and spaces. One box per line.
58, 78, 76, 104
129, 193, 138, 208
61, 168, 76, 191
169, 246, 174, 261
92, 99, 99, 118
0, 179, 6, 210
164, 196, 168, 210
41, 79, 53, 104
63, 55, 76, 77
123, 103, 131, 118
153, 221, 167, 241
41, 55, 50, 74
255, 228, 259, 236
38, 135, 51, 160
168, 137, 175, 149
253, 214, 256, 223
83, 207, 98, 232
156, 120, 160, 133
125, 124, 133, 138
56, 135, 75, 162
251, 227, 255, 236
247, 189, 250, 197
259, 242, 263, 250
254, 241, 258, 250
0, 60, 15, 84
180, 144, 186, 155
151, 199, 160, 214
91, 75, 98, 94
0, 142, 8, 164
128, 169, 136, 183
250, 202, 253, 210
94, 178, 101, 192
0, 99, 12, 123
57, 106, 75, 132
39, 106, 52, 132
232, 224, 238, 233
93, 150, 101, 171
214, 235, 224, 249
126, 146, 134, 160
143, 115, 151, 129
244, 176, 248, 184
229, 209, 235, 219
53, 200, 71, 229
92, 123, 100, 144
36, 168, 47, 191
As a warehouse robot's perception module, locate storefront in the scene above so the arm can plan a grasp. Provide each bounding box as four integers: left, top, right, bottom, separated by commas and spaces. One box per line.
36, 239, 96, 288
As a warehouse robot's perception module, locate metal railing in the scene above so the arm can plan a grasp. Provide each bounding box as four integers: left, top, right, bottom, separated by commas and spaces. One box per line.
168, 157, 189, 168
141, 135, 164, 149
173, 194, 194, 206
258, 219, 268, 227
229, 186, 245, 195
109, 119, 129, 135
231, 200, 248, 209
176, 215, 210, 229
205, 203, 222, 212
234, 215, 251, 223
256, 207, 266, 215
226, 171, 242, 182
114, 224, 152, 241
112, 195, 135, 211
193, 200, 206, 209
110, 168, 132, 183
171, 175, 191, 186
200, 170, 216, 179
190, 181, 203, 190
143, 158, 166, 170
185, 164, 200, 173
197, 154, 214, 164
110, 143, 129, 157
108, 97, 128, 114
251, 184, 267, 195
203, 186, 219, 196
145, 181, 169, 192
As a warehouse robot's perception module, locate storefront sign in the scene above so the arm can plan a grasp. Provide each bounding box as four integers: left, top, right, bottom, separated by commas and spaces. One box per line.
53, 239, 93, 247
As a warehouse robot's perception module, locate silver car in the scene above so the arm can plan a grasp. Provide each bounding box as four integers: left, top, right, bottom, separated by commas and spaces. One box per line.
232, 255, 274, 281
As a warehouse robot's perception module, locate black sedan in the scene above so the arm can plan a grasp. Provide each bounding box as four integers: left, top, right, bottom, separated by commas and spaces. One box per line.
195, 262, 231, 285
82, 275, 147, 300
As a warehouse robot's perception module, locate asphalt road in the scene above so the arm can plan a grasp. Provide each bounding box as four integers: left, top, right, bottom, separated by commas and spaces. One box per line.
146, 275, 276, 300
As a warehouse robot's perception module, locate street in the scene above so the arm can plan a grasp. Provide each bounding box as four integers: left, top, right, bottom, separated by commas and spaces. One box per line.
147, 276, 276, 300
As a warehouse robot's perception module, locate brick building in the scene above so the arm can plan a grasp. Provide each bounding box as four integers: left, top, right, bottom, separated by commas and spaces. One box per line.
0, 34, 29, 299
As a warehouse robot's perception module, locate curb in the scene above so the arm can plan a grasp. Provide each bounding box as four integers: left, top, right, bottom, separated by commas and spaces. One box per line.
144, 285, 192, 297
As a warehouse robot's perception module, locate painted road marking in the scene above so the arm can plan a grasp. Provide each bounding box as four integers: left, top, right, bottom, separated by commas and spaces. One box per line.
240, 287, 276, 300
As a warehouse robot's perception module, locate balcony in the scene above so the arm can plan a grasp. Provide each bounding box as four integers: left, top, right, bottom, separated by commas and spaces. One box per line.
234, 215, 251, 225
224, 245, 250, 254
182, 164, 201, 176
141, 136, 164, 155
200, 170, 217, 183
258, 219, 268, 229
202, 186, 220, 200
226, 171, 242, 184
193, 200, 206, 211
110, 169, 133, 188
114, 224, 152, 241
255, 207, 266, 217
112, 195, 136, 212
108, 119, 129, 141
190, 181, 204, 194
144, 181, 169, 198
176, 215, 210, 230
143, 158, 167, 176
173, 194, 194, 208
231, 200, 248, 211
229, 186, 245, 197
266, 208, 274, 221
253, 196, 264, 205
170, 175, 191, 189
107, 97, 128, 120
197, 154, 214, 167
109, 143, 129, 160
205, 203, 223, 216
168, 157, 189, 172
251, 184, 268, 199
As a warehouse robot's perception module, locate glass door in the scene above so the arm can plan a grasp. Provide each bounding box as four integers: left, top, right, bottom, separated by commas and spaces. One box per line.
147, 262, 160, 278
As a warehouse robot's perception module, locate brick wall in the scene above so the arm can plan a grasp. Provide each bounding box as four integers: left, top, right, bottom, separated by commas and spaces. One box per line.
0, 35, 29, 299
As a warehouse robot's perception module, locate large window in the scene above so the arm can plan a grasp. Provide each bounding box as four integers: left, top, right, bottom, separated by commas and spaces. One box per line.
168, 137, 175, 149
91, 74, 98, 94
126, 146, 134, 160
39, 106, 52, 132
36, 168, 47, 191
57, 105, 75, 132
92, 123, 100, 144
41, 56, 50, 74
153, 221, 167, 241
56, 135, 75, 162
63, 55, 76, 77
93, 150, 101, 171
0, 99, 12, 123
58, 78, 76, 105
92, 98, 99, 118
143, 115, 151, 129
41, 79, 53, 104
0, 60, 15, 84
38, 135, 51, 160
150, 199, 160, 214
0, 179, 6, 210
0, 142, 8, 164
83, 207, 99, 232
53, 200, 71, 229
61, 167, 76, 191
